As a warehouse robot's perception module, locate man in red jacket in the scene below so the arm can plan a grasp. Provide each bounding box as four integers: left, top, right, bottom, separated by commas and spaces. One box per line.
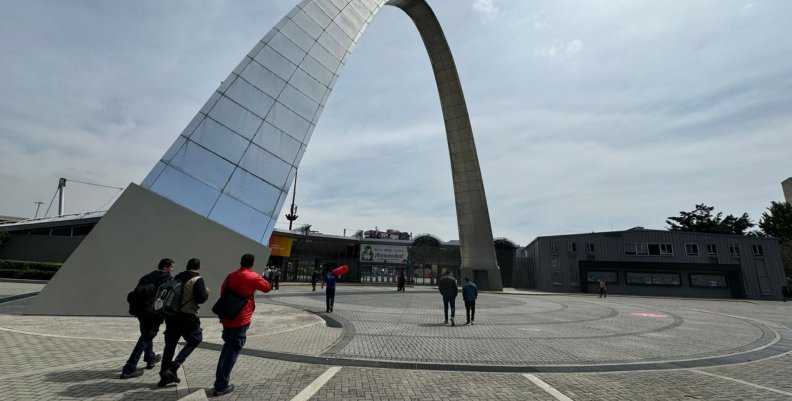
212, 253, 271, 396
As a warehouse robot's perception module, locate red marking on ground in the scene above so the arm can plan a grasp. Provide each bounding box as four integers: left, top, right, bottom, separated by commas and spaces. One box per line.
630, 312, 669, 318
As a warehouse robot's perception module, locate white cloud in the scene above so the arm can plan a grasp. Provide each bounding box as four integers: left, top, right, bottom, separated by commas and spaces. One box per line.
546, 39, 584, 60
472, 0, 498, 23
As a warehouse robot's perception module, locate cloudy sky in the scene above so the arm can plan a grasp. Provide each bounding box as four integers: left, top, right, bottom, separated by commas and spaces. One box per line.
1, 0, 790, 245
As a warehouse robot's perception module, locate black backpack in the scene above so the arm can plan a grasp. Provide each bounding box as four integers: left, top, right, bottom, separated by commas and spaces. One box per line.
152, 279, 186, 317
127, 281, 157, 317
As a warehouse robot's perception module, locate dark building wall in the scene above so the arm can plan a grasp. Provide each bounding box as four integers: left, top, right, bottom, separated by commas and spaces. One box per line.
518, 230, 785, 300
0, 235, 85, 262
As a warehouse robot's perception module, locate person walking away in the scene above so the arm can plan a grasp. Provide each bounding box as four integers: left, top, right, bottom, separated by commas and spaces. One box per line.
397, 271, 406, 291
158, 258, 210, 387
212, 253, 272, 396
599, 277, 607, 298
120, 258, 174, 379
325, 267, 338, 312
462, 277, 478, 325
438, 271, 458, 326
311, 271, 319, 291
274, 268, 280, 290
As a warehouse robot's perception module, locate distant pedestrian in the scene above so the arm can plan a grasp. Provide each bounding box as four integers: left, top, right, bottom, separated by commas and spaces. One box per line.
120, 258, 174, 379
598, 277, 607, 298
212, 253, 272, 397
438, 271, 458, 326
325, 267, 338, 313
311, 271, 319, 291
462, 277, 478, 325
158, 258, 210, 387
782, 286, 790, 302
274, 268, 280, 290
397, 271, 406, 291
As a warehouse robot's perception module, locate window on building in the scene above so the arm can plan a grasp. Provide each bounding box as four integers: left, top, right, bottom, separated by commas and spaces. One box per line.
752, 244, 764, 256
729, 244, 740, 257
690, 274, 727, 288
648, 244, 661, 255
551, 259, 561, 286
587, 271, 618, 283
660, 243, 673, 255
568, 242, 577, 252
626, 272, 682, 286
624, 243, 637, 255
636, 243, 649, 255
585, 243, 595, 253
685, 243, 699, 256
550, 241, 559, 254
706, 244, 717, 255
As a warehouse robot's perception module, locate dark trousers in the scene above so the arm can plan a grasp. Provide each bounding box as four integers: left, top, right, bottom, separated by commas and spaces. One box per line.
397, 282, 405, 291
464, 300, 476, 323
599, 287, 607, 297
443, 296, 456, 320
214, 324, 249, 391
122, 316, 162, 374
326, 288, 335, 312
312, 281, 317, 291
161, 313, 202, 374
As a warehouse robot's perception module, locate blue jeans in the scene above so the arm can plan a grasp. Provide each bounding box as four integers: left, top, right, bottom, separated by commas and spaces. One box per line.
214, 324, 249, 390
122, 317, 161, 374
161, 313, 202, 373
443, 296, 456, 320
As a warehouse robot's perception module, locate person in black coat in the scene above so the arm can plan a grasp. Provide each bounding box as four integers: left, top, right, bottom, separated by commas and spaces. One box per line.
120, 258, 174, 379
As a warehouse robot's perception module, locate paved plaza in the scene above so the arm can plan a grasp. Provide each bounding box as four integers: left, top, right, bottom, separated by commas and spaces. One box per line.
2, 281, 792, 400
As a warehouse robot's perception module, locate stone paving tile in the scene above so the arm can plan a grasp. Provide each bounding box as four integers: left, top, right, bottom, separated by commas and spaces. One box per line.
238, 322, 341, 356
312, 368, 558, 401
177, 348, 329, 400
0, 358, 175, 401
702, 353, 792, 393
0, 282, 44, 298
538, 369, 791, 401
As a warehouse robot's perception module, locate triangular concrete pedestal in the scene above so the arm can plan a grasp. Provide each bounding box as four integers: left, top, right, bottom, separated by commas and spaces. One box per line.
26, 183, 271, 316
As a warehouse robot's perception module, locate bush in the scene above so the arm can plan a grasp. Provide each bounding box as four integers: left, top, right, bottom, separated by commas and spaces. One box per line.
0, 260, 62, 273
0, 260, 61, 280
0, 269, 56, 280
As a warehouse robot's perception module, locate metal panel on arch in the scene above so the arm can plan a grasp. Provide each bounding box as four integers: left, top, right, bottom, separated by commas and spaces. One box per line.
32, 0, 501, 317
140, 0, 502, 289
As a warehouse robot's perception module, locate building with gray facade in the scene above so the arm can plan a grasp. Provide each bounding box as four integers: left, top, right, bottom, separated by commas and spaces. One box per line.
516, 228, 786, 300
783, 177, 792, 204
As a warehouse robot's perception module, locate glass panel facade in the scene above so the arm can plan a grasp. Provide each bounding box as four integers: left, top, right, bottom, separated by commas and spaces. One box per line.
209, 194, 272, 243
587, 271, 618, 283
225, 168, 282, 217
207, 97, 263, 140
690, 274, 727, 288
149, 166, 221, 216
189, 118, 250, 164
169, 140, 236, 191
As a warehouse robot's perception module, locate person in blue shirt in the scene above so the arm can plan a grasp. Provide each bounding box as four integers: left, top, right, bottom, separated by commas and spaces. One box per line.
462, 277, 478, 325
324, 268, 338, 313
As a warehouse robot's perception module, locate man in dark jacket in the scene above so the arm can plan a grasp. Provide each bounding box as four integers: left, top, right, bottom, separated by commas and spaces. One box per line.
212, 253, 272, 396
462, 277, 478, 325
159, 258, 210, 387
438, 271, 458, 326
120, 258, 174, 379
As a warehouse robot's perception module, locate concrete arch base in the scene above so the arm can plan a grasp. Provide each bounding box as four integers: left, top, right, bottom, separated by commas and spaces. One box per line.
25, 184, 270, 316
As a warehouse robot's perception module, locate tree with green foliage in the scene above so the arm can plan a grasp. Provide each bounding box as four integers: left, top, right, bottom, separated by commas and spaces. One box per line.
759, 201, 792, 280
666, 203, 754, 235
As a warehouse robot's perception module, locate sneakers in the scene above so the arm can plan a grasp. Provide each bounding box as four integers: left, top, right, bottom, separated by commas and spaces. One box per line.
213, 383, 235, 396
119, 369, 143, 379
470, 320, 476, 325
443, 320, 449, 325
450, 317, 455, 327
157, 370, 180, 387
145, 354, 162, 370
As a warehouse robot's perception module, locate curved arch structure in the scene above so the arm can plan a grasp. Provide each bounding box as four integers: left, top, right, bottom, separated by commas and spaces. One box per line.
29, 0, 501, 316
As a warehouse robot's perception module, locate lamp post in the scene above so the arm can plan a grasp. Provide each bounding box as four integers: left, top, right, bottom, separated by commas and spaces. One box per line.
285, 169, 298, 230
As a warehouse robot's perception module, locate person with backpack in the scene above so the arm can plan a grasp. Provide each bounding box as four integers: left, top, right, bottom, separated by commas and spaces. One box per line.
158, 258, 210, 387
462, 277, 478, 325
212, 253, 272, 396
120, 258, 174, 379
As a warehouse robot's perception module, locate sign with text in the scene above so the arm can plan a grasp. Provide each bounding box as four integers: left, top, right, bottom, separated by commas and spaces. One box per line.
268, 236, 293, 257
360, 244, 409, 264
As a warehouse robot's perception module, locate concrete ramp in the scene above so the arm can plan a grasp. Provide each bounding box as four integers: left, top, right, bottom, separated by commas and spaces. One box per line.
26, 183, 270, 316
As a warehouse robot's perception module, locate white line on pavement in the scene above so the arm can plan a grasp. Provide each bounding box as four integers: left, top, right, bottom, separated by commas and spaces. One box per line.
523, 374, 575, 401
692, 369, 792, 397
290, 366, 342, 401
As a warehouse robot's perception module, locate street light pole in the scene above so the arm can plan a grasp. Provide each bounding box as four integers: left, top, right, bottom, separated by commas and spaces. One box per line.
285, 169, 298, 230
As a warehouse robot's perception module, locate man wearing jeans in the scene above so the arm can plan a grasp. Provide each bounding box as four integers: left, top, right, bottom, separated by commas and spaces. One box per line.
438, 271, 458, 326
120, 258, 174, 379
212, 253, 272, 397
